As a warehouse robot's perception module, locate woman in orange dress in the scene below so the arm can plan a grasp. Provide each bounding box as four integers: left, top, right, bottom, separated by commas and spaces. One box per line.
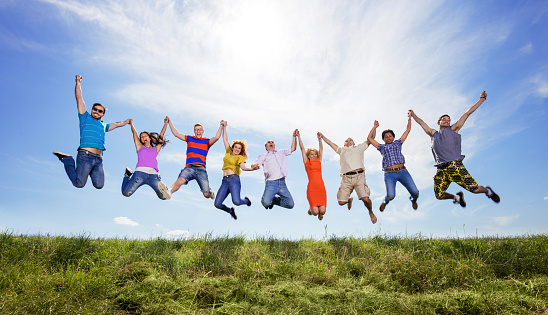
296, 130, 327, 220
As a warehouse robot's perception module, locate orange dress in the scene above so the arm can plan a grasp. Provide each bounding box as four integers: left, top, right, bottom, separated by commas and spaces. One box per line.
305, 159, 327, 207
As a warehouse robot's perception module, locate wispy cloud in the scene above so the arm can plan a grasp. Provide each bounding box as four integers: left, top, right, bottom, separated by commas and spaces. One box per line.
114, 216, 139, 226
492, 215, 519, 227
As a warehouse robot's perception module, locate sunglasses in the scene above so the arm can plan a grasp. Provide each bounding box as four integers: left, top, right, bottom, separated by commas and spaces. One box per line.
92, 107, 105, 114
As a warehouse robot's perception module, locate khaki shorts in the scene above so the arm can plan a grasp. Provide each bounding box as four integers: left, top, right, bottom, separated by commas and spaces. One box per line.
337, 172, 371, 201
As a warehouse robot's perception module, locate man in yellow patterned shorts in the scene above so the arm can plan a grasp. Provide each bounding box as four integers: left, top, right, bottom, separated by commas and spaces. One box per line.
409, 91, 500, 207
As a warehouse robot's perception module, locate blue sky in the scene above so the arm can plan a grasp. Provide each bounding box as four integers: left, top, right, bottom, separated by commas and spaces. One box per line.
1, 0, 547, 239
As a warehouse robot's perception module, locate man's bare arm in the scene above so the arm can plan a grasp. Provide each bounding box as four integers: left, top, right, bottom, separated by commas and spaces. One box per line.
318, 132, 339, 151
75, 75, 86, 115
409, 109, 436, 137
452, 91, 487, 132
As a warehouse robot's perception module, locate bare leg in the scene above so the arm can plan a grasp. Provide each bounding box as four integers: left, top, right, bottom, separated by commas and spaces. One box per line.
361, 197, 376, 224
170, 177, 187, 194
436, 192, 455, 200
339, 197, 353, 210
310, 206, 319, 216
472, 186, 488, 195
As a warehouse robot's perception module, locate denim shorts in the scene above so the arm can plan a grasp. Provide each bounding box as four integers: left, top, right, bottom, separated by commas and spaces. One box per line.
179, 164, 211, 193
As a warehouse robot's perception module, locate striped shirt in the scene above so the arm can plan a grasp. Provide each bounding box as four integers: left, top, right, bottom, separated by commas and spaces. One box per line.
185, 136, 210, 167
377, 139, 405, 169
79, 111, 109, 150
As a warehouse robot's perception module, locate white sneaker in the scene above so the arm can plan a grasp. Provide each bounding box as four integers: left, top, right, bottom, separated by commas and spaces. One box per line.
209, 190, 215, 200
158, 181, 171, 200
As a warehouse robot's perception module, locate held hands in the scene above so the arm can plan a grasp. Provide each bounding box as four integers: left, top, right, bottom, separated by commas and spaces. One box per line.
124, 118, 132, 126
250, 163, 260, 170
317, 132, 322, 140
164, 116, 170, 124
220, 120, 227, 127
294, 129, 300, 137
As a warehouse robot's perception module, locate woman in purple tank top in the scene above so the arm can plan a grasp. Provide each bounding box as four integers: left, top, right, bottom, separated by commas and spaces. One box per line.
122, 118, 171, 200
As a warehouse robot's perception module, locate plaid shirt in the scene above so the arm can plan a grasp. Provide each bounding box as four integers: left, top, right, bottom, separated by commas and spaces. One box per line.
378, 139, 405, 169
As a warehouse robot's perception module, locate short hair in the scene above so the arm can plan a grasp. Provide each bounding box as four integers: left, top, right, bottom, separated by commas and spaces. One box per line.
231, 140, 248, 159
92, 103, 107, 112
382, 129, 395, 139
194, 123, 203, 129
438, 114, 450, 124
305, 148, 319, 159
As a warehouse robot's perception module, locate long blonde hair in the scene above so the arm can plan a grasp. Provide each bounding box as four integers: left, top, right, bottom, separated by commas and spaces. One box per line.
232, 140, 248, 159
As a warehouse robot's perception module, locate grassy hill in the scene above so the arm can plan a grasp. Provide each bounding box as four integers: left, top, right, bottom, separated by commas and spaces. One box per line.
1, 230, 547, 314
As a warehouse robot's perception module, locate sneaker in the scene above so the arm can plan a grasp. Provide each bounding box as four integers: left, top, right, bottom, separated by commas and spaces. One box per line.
209, 190, 215, 200
379, 202, 386, 212
53, 151, 71, 161
265, 204, 274, 210
229, 207, 237, 220
347, 197, 353, 210
411, 199, 418, 210
158, 181, 171, 200
125, 167, 133, 177
485, 186, 500, 203
453, 191, 466, 207
244, 197, 251, 207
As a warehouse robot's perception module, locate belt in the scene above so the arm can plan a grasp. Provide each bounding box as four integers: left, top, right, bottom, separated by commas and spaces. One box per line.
343, 169, 364, 176
383, 165, 406, 172
78, 148, 102, 158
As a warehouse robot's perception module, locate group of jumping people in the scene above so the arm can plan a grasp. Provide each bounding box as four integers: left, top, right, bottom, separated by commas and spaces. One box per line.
53, 75, 500, 223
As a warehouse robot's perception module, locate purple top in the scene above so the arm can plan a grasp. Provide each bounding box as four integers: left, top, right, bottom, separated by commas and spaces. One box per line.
136, 146, 159, 172
378, 139, 405, 169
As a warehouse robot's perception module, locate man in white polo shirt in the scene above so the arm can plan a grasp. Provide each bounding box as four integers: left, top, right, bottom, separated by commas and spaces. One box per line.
319, 132, 377, 224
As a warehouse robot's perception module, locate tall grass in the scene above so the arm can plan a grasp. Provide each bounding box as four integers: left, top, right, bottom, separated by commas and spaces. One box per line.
1, 230, 547, 314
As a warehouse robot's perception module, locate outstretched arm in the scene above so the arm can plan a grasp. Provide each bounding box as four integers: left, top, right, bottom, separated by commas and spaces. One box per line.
155, 117, 169, 152
166, 116, 186, 141
129, 119, 142, 151
75, 75, 86, 115
296, 130, 307, 164
367, 121, 380, 149
221, 121, 229, 149
318, 132, 339, 152
409, 109, 436, 137
208, 121, 224, 146
452, 91, 487, 132
400, 114, 412, 144
108, 118, 131, 131
317, 132, 323, 161
291, 129, 298, 152
239, 162, 256, 172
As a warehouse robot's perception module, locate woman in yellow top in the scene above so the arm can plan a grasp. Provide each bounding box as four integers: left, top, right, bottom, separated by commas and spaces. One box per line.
214, 121, 257, 220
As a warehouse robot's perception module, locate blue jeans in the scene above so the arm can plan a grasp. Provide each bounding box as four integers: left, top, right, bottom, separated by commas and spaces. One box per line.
383, 168, 419, 204
261, 177, 294, 209
62, 151, 104, 189
122, 171, 167, 199
214, 174, 248, 212
178, 164, 210, 193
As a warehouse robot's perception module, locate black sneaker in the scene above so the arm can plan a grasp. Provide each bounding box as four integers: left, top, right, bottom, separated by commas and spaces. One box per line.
53, 151, 71, 161
244, 197, 251, 207
229, 208, 237, 220
125, 167, 133, 177
485, 186, 500, 203
453, 191, 466, 207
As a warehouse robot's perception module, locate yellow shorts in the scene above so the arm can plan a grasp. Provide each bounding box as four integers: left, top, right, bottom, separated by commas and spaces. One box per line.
434, 160, 478, 198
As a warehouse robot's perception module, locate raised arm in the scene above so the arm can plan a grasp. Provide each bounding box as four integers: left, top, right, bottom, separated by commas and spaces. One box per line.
129, 119, 142, 151
155, 117, 169, 152
318, 132, 339, 152
208, 121, 224, 146
221, 121, 229, 149
317, 132, 323, 161
107, 118, 131, 132
367, 121, 380, 149
291, 129, 298, 153
166, 116, 186, 141
75, 75, 86, 115
400, 114, 412, 144
296, 130, 307, 164
409, 109, 436, 137
452, 91, 487, 132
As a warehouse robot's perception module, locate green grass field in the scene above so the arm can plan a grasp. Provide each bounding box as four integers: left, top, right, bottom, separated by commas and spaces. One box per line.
1, 230, 547, 314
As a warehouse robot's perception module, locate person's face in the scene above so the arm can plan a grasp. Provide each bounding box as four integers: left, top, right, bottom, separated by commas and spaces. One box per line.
91, 106, 105, 119
438, 116, 451, 128
233, 143, 242, 155
383, 132, 395, 144
344, 138, 355, 147
265, 140, 275, 151
308, 150, 318, 160
194, 126, 204, 138
140, 132, 151, 145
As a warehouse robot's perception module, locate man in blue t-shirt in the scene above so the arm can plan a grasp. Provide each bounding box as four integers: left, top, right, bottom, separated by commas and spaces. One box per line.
409, 91, 500, 207
53, 75, 130, 189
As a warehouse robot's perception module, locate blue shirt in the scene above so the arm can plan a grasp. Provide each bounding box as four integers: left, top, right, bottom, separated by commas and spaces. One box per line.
378, 139, 405, 169
79, 111, 109, 150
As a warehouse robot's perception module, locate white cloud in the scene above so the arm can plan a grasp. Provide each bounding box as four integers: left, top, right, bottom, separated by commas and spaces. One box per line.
166, 229, 190, 239
113, 216, 139, 226
532, 73, 548, 98
544, 196, 548, 200
492, 215, 519, 227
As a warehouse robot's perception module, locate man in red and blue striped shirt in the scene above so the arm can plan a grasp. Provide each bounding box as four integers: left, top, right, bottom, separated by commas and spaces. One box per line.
166, 116, 223, 199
